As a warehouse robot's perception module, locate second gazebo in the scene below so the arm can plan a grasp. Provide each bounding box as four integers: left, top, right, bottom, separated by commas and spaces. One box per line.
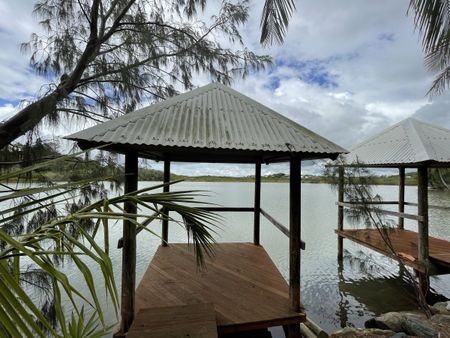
336, 117, 450, 295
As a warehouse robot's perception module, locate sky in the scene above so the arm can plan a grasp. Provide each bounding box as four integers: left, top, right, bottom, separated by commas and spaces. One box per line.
1, 0, 450, 176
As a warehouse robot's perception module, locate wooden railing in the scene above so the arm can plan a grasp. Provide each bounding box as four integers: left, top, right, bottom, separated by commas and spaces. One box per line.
336, 201, 423, 221
260, 208, 306, 250
118, 206, 307, 250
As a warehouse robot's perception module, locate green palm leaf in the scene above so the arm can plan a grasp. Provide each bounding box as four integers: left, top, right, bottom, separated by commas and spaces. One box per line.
260, 0, 296, 46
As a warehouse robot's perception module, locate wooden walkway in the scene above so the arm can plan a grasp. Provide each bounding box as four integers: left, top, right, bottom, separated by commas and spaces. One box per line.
133, 243, 305, 335
336, 228, 450, 274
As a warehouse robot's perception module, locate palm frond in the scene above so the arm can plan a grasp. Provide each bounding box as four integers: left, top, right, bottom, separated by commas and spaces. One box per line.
0, 150, 219, 336
409, 0, 450, 95
260, 0, 296, 46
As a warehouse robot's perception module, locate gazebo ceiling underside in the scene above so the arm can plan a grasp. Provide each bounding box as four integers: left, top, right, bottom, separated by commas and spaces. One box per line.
341, 118, 450, 169
66, 83, 346, 163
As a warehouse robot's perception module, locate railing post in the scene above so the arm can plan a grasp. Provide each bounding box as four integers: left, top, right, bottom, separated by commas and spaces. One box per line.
417, 166, 429, 295
337, 166, 344, 261
120, 151, 138, 334
254, 160, 261, 245
162, 159, 170, 246
398, 167, 405, 229
288, 156, 301, 338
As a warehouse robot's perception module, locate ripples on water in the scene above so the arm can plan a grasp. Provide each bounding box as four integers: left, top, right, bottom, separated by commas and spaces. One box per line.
17, 182, 450, 336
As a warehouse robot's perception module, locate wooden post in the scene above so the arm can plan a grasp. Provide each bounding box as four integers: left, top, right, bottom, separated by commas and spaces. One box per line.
254, 160, 261, 245
417, 166, 429, 295
337, 166, 344, 261
120, 151, 138, 334
162, 159, 170, 246
398, 167, 405, 230
288, 157, 301, 338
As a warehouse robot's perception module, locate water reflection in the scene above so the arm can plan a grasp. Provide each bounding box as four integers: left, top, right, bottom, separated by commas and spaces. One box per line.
300, 183, 450, 332
7, 182, 450, 335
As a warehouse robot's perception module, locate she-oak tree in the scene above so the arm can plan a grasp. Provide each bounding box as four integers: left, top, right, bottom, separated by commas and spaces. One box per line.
0, 0, 271, 149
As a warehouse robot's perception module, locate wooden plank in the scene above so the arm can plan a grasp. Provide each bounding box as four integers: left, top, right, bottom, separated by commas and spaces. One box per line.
260, 208, 305, 250
127, 303, 218, 338
162, 159, 170, 246
120, 152, 138, 333
254, 160, 261, 245
261, 208, 289, 237
336, 201, 423, 221
335, 228, 450, 274
335, 229, 424, 272
200, 207, 254, 212
135, 243, 305, 334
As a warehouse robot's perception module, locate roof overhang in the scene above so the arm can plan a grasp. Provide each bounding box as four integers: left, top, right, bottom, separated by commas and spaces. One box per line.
74, 140, 341, 164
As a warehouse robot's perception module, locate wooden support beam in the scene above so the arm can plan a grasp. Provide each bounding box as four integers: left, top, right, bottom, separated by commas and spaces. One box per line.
288, 156, 301, 338
337, 166, 344, 261
398, 167, 405, 229
254, 160, 261, 245
120, 151, 138, 334
162, 159, 170, 246
417, 166, 429, 295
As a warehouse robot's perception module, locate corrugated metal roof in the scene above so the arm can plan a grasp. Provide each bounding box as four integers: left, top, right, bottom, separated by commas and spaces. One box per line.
65, 83, 346, 163
343, 117, 450, 167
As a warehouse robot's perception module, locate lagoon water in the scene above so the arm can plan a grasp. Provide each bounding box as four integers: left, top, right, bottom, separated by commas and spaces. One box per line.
61, 181, 450, 336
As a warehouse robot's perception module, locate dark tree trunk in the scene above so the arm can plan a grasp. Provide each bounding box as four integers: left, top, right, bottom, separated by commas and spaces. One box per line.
0, 93, 59, 149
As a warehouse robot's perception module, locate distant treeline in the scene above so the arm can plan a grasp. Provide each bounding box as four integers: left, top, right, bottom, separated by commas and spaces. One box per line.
3, 140, 450, 189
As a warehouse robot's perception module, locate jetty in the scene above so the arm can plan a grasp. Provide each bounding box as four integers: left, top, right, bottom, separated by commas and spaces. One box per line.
335, 118, 450, 294
66, 83, 345, 337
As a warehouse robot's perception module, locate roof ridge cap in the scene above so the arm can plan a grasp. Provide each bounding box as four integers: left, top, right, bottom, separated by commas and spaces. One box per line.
407, 118, 436, 162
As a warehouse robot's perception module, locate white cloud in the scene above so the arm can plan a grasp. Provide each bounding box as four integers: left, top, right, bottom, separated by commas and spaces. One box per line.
0, 103, 15, 120
0, 0, 48, 110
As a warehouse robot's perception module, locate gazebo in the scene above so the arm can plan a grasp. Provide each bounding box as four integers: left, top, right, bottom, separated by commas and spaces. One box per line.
66, 82, 345, 337
335, 117, 450, 295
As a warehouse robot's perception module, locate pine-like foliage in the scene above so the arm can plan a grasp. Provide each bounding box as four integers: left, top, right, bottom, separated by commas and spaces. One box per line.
0, 0, 271, 148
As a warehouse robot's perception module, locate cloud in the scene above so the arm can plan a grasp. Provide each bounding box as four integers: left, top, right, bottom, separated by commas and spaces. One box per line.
0, 103, 16, 120
0, 0, 48, 119
233, 0, 439, 150
1, 0, 448, 176
412, 94, 450, 129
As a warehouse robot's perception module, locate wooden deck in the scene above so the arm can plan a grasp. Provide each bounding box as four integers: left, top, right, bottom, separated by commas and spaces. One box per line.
128, 303, 218, 338
336, 228, 450, 274
134, 243, 305, 335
